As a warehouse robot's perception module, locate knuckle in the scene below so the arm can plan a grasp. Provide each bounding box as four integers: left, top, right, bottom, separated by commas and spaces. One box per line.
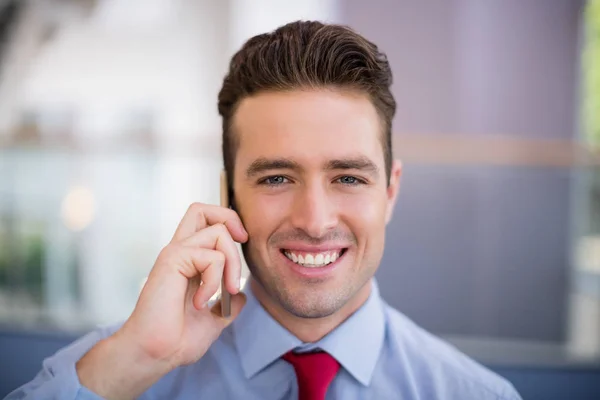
215, 223, 228, 235
158, 244, 174, 259
157, 244, 180, 265
214, 251, 226, 265
188, 202, 205, 213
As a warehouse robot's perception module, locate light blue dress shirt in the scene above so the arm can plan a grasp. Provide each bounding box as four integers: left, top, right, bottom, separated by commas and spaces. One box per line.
6, 280, 521, 399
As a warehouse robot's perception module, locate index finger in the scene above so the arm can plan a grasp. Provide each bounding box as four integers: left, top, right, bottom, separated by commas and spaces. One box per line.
171, 202, 248, 243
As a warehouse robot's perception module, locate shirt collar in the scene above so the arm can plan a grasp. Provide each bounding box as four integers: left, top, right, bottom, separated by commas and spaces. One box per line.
232, 279, 386, 387
232, 282, 302, 380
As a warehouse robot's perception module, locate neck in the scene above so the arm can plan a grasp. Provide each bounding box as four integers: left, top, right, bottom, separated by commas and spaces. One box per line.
250, 279, 372, 343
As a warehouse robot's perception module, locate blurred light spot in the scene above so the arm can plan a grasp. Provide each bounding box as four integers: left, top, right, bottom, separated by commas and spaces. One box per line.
61, 186, 96, 231
577, 236, 600, 273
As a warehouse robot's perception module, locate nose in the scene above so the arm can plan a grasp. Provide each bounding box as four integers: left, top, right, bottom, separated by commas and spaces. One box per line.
292, 183, 338, 239
289, 181, 338, 239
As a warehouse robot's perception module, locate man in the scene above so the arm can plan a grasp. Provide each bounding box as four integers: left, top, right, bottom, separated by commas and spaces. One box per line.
7, 21, 521, 400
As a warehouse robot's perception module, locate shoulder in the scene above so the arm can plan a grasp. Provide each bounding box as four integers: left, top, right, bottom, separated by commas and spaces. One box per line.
382, 305, 521, 400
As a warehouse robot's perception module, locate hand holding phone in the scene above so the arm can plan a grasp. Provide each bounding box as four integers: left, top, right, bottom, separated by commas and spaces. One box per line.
77, 197, 248, 399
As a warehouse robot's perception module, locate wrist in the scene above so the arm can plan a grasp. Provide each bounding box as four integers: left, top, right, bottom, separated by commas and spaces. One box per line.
77, 330, 175, 399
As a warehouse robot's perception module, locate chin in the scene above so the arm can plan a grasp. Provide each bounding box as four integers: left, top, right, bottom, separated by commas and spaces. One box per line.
266, 273, 357, 319
277, 289, 344, 319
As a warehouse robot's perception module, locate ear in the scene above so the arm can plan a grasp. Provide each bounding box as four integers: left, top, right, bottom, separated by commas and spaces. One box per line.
385, 159, 403, 224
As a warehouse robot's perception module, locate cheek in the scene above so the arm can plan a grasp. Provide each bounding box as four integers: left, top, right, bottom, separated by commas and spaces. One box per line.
339, 192, 388, 254
337, 191, 388, 229
238, 193, 291, 240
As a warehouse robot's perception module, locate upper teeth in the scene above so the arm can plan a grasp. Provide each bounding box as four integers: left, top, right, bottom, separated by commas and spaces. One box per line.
284, 250, 341, 267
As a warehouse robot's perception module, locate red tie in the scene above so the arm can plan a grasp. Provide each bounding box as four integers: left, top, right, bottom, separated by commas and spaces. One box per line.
283, 351, 340, 400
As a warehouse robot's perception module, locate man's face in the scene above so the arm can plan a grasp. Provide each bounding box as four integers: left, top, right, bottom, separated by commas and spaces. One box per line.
232, 89, 401, 318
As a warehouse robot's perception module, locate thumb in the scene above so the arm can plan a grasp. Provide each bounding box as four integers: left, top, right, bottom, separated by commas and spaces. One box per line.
210, 292, 247, 329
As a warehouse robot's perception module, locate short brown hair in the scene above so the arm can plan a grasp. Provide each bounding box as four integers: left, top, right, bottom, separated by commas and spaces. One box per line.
218, 20, 396, 192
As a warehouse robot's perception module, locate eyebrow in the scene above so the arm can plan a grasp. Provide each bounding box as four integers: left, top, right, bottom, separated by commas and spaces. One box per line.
245, 155, 380, 178
325, 156, 379, 177
246, 157, 303, 178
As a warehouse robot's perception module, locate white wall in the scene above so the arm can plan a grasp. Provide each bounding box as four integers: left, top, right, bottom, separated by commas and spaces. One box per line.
1, 0, 341, 325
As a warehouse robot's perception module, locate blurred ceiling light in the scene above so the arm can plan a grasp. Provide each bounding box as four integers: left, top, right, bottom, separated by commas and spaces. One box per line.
61, 185, 96, 231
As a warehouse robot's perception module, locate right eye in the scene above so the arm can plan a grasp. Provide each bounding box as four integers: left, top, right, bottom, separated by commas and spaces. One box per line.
260, 175, 290, 186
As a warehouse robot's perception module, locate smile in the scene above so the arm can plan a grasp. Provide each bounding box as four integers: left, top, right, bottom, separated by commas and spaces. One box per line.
281, 249, 346, 268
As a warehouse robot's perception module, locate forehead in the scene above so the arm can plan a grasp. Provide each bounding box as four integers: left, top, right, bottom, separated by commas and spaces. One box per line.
232, 89, 383, 167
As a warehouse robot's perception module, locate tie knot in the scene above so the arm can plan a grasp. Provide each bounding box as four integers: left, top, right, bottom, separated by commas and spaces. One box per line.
283, 351, 340, 400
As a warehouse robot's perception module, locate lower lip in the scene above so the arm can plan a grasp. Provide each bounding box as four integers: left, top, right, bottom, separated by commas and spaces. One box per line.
279, 250, 346, 279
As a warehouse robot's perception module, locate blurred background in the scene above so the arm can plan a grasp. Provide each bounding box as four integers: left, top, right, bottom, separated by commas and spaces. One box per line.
0, 0, 599, 398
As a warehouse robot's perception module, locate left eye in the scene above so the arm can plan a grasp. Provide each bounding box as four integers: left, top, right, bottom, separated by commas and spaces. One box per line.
337, 176, 360, 185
